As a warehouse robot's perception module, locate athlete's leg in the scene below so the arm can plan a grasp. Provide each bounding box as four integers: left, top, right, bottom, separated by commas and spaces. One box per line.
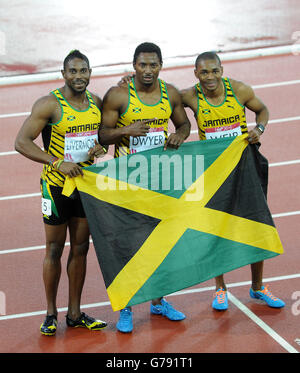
250, 260, 264, 291
151, 298, 162, 306
43, 223, 68, 316
66, 216, 90, 320
211, 274, 228, 310
215, 274, 226, 290
214, 262, 263, 291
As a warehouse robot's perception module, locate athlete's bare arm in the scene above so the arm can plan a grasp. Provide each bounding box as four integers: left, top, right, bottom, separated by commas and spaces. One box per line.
15, 95, 84, 177
231, 79, 269, 144
180, 87, 198, 113
165, 84, 191, 149
15, 95, 58, 164
86, 93, 108, 158
99, 86, 152, 145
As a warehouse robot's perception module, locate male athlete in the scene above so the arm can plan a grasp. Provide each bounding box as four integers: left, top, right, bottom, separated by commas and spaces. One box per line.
15, 50, 107, 335
180, 51, 285, 311
99, 42, 191, 333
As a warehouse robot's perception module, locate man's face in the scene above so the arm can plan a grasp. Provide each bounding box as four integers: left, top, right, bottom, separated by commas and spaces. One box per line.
133, 53, 162, 86
62, 57, 91, 93
194, 59, 223, 92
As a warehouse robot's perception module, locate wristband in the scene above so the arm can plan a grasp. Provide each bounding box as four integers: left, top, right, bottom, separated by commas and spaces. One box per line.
48, 156, 58, 166
256, 124, 265, 134
53, 159, 64, 170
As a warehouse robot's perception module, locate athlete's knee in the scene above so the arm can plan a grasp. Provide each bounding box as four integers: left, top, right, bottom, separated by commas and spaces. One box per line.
71, 240, 89, 257
45, 240, 65, 262
44, 222, 67, 262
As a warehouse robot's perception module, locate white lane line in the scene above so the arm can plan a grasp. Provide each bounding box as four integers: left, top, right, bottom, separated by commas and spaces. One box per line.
0, 300, 111, 321
269, 159, 300, 167
1, 272, 300, 325
0, 157, 299, 202
0, 151, 19, 156
1, 171, 300, 203
8, 154, 300, 167
0, 244, 46, 254
0, 78, 299, 119
0, 206, 299, 253
0, 115, 299, 157
0, 111, 30, 119
1, 113, 300, 125
0, 239, 93, 255
2, 210, 298, 255
171, 273, 300, 297
0, 44, 299, 87
227, 291, 299, 353
252, 79, 300, 89
189, 115, 300, 135
272, 211, 300, 218
265, 116, 300, 124
0, 192, 41, 201
1, 81, 300, 120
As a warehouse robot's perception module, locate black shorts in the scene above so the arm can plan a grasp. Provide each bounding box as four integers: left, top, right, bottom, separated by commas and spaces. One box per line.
40, 179, 86, 225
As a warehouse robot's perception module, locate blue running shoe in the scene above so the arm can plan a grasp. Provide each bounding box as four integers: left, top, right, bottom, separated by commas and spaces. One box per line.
150, 298, 186, 321
250, 285, 285, 308
212, 288, 228, 311
116, 307, 133, 333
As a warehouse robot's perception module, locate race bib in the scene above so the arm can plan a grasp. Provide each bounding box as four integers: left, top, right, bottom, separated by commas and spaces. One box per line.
64, 130, 98, 163
129, 127, 165, 154
205, 122, 242, 140
41, 198, 51, 216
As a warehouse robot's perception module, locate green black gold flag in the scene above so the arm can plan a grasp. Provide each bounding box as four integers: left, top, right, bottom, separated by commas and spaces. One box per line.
63, 135, 283, 311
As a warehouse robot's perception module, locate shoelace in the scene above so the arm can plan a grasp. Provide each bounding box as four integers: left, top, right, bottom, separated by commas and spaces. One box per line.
67, 312, 93, 325
157, 301, 174, 316
215, 289, 226, 304
81, 313, 95, 324
121, 309, 132, 319
260, 285, 278, 300
162, 301, 172, 312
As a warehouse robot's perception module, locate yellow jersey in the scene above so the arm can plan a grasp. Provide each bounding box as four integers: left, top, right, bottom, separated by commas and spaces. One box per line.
114, 78, 172, 157
195, 77, 248, 140
41, 88, 101, 187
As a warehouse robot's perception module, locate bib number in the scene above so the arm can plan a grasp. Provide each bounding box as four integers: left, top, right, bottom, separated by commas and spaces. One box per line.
129, 127, 165, 154
64, 130, 98, 163
205, 122, 242, 140
42, 198, 52, 216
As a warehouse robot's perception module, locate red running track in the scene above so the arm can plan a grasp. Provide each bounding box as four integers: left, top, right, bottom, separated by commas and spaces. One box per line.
0, 53, 300, 356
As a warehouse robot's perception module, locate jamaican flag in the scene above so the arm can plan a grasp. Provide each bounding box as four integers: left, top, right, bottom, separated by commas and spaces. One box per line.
63, 134, 283, 311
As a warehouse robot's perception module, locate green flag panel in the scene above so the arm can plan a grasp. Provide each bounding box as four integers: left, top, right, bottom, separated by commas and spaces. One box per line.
62, 136, 284, 311
128, 228, 278, 307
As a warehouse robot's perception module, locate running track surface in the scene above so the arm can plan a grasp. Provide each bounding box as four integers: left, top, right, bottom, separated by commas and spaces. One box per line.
0, 53, 300, 355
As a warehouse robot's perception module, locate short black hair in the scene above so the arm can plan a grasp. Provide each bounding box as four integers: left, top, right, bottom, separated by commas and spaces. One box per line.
195, 51, 221, 68
63, 49, 90, 70
133, 42, 163, 64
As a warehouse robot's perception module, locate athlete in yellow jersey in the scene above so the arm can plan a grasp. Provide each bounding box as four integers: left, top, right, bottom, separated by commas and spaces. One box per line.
15, 50, 107, 335
194, 76, 248, 140
99, 42, 191, 333
113, 77, 172, 157
181, 51, 285, 311
40, 87, 101, 187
